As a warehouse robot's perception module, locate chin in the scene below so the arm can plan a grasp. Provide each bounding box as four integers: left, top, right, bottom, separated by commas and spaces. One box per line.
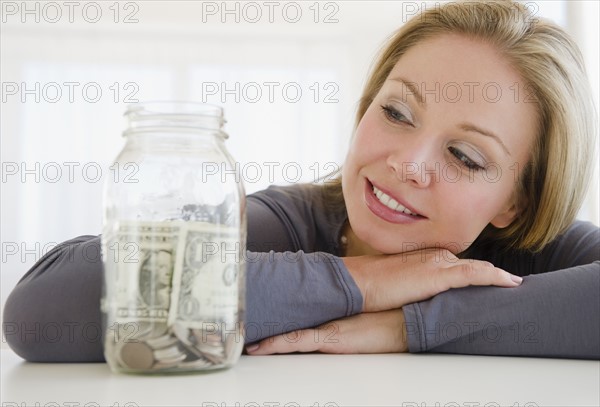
375, 240, 414, 255
353, 226, 403, 255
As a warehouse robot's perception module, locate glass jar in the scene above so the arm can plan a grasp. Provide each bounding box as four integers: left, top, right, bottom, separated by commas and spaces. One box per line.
101, 102, 246, 374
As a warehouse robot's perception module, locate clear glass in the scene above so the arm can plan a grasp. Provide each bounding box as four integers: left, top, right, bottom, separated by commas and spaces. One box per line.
101, 102, 246, 374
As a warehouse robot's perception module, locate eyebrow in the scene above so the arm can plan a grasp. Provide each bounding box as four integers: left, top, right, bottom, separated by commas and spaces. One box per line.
388, 77, 425, 107
459, 123, 511, 156
389, 76, 511, 157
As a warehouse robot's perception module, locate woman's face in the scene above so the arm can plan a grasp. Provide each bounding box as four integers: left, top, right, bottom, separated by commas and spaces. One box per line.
342, 34, 539, 255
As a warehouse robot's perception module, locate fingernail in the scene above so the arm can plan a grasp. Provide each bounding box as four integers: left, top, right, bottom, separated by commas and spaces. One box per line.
510, 274, 523, 284
246, 343, 260, 353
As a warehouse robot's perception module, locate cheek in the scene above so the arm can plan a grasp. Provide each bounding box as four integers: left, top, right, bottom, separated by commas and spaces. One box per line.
348, 115, 387, 165
440, 177, 513, 224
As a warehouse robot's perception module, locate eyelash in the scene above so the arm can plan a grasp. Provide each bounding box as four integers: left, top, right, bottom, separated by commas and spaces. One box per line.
381, 104, 412, 126
381, 105, 485, 172
448, 146, 485, 171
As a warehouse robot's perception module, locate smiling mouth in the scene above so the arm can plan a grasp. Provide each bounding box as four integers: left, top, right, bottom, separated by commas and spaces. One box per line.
372, 184, 421, 216
367, 180, 426, 220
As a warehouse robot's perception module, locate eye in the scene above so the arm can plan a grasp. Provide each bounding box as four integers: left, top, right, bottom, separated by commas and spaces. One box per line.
381, 104, 413, 126
448, 146, 485, 171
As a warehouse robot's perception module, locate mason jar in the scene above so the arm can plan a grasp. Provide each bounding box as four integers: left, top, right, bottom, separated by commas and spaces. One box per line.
101, 102, 246, 374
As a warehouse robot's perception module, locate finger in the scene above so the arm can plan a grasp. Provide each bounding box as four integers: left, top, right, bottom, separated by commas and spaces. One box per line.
442, 260, 522, 289
245, 329, 321, 355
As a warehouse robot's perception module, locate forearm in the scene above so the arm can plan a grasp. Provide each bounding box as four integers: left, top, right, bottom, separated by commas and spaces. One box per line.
245, 251, 363, 343
2, 235, 105, 362
3, 236, 363, 361
402, 262, 600, 359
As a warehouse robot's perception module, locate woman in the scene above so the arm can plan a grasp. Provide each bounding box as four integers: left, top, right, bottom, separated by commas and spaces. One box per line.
4, 0, 599, 361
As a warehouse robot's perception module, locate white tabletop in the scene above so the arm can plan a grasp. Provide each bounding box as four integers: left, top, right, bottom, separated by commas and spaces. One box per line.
1, 349, 599, 407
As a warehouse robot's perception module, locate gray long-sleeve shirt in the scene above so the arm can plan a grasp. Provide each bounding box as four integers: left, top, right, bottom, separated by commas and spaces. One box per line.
3, 183, 599, 361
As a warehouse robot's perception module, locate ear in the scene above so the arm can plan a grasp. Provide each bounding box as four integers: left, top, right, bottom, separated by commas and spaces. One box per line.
490, 205, 518, 228
490, 194, 522, 229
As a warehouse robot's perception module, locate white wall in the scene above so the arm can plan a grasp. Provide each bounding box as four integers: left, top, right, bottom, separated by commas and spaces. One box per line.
1, 1, 598, 339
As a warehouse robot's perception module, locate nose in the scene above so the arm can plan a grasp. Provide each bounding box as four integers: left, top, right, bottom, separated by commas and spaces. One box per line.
386, 138, 438, 187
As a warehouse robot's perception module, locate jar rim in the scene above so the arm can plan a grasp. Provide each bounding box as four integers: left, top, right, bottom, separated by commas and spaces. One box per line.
125, 101, 224, 119
123, 101, 227, 137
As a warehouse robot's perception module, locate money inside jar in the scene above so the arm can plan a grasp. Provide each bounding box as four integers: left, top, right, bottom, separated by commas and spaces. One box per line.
102, 220, 244, 373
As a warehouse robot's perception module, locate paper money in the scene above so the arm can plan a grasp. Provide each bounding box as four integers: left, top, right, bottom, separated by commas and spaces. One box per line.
104, 220, 244, 372
168, 222, 242, 327
107, 221, 182, 325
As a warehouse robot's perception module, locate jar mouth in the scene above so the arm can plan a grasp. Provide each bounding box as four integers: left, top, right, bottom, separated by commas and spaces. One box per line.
124, 101, 226, 136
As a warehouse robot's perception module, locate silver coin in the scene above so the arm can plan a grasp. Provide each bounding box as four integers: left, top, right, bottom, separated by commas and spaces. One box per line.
193, 331, 226, 354
146, 333, 178, 349
171, 323, 206, 359
153, 351, 187, 369
154, 344, 184, 360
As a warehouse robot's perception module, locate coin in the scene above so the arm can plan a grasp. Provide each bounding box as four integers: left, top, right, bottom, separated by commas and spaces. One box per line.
172, 323, 207, 359
120, 342, 155, 370
146, 333, 178, 349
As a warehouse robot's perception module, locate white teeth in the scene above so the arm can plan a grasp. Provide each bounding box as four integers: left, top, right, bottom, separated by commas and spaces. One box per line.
373, 185, 419, 216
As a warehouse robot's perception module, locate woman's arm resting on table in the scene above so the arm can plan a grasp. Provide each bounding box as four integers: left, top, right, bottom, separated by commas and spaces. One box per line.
403, 262, 600, 359
403, 221, 600, 359
248, 263, 599, 359
246, 309, 408, 355
246, 248, 524, 355
2, 238, 363, 362
2, 236, 521, 361
3, 186, 365, 362
2, 235, 106, 362
251, 222, 600, 359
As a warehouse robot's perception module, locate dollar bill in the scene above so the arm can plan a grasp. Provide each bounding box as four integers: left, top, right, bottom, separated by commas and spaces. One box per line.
105, 220, 182, 325
168, 221, 242, 328
104, 220, 244, 371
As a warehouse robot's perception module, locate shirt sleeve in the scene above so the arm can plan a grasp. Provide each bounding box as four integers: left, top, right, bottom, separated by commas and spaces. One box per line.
2, 235, 106, 362
2, 187, 363, 362
402, 221, 600, 359
244, 250, 362, 343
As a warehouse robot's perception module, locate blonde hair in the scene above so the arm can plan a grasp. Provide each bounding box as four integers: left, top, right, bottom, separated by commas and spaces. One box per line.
324, 0, 597, 252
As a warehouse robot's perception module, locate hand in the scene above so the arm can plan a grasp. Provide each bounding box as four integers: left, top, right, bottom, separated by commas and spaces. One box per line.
344, 248, 522, 312
246, 309, 408, 355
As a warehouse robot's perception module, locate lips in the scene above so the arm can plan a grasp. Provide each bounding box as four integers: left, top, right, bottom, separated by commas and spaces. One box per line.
364, 179, 426, 224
